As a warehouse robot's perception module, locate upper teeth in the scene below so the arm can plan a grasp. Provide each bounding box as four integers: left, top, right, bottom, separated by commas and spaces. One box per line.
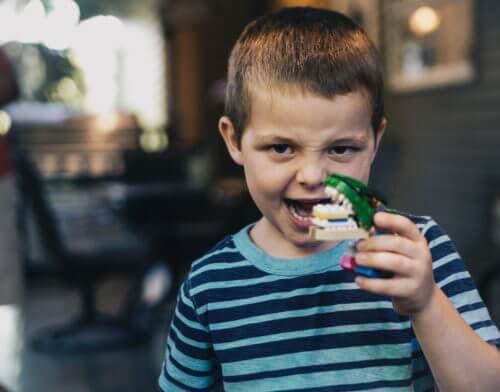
324, 187, 353, 213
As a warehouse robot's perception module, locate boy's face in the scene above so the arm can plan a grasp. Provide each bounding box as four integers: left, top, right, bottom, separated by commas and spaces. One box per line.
219, 87, 385, 257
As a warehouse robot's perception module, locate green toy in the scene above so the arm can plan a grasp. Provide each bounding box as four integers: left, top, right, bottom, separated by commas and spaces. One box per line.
309, 173, 395, 278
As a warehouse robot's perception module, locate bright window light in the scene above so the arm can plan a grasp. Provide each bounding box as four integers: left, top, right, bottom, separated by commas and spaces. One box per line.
0, 305, 22, 391
70, 15, 125, 113
43, 0, 80, 50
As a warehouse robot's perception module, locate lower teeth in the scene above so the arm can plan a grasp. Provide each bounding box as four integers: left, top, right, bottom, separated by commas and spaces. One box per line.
290, 204, 310, 221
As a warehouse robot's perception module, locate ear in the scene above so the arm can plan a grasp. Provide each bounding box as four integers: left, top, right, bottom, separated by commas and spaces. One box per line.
218, 116, 243, 166
371, 117, 387, 162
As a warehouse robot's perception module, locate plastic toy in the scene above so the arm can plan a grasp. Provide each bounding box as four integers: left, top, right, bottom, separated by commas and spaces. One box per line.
309, 173, 395, 278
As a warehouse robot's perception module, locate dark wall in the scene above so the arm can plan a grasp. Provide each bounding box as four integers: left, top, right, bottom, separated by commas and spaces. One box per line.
375, 0, 500, 278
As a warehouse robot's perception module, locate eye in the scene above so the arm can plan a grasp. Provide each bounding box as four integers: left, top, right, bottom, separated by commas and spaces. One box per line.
327, 145, 361, 161
329, 146, 356, 155
270, 144, 294, 155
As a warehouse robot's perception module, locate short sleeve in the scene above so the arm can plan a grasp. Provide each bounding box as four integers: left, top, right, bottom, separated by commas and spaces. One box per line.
158, 278, 220, 391
419, 217, 500, 347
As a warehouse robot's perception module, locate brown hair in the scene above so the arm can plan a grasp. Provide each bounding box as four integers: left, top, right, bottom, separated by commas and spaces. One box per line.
224, 7, 384, 146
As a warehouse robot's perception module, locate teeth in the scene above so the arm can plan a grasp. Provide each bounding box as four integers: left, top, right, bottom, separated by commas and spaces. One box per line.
289, 203, 310, 221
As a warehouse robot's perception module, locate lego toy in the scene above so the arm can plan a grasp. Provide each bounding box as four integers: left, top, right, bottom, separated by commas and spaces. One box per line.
309, 173, 395, 278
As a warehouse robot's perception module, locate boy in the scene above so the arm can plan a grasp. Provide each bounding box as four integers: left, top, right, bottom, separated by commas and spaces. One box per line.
159, 7, 500, 391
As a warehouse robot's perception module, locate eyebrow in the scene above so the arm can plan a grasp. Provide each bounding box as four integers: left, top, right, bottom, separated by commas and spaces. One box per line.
253, 132, 370, 146
254, 135, 297, 144
331, 136, 369, 145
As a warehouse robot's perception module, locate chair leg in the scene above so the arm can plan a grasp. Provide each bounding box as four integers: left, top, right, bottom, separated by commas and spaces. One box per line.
81, 280, 97, 323
30, 281, 151, 354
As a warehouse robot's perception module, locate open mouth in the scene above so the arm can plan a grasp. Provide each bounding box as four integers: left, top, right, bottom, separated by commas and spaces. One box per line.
285, 198, 330, 223
309, 186, 368, 240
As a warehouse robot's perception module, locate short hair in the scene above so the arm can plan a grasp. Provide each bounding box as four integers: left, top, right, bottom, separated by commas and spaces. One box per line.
224, 7, 384, 146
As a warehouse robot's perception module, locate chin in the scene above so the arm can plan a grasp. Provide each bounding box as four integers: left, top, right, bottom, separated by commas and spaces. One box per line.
288, 230, 327, 251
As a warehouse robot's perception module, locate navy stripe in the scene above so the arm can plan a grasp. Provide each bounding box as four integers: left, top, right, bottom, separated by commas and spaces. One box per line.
488, 337, 500, 347
471, 319, 497, 331
208, 288, 393, 324
407, 214, 429, 225
191, 264, 267, 286
224, 357, 412, 382
164, 350, 214, 378
169, 328, 212, 360
172, 313, 210, 343
194, 270, 385, 304
218, 329, 411, 363
433, 252, 465, 278
456, 301, 485, 314
440, 277, 476, 298
191, 250, 245, 273
423, 224, 444, 241
212, 308, 409, 343
279, 378, 413, 392
164, 372, 213, 391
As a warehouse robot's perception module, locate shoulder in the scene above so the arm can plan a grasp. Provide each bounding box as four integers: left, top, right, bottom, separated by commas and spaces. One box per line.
184, 231, 252, 295
389, 210, 446, 240
181, 230, 259, 318
390, 211, 458, 260
189, 234, 244, 276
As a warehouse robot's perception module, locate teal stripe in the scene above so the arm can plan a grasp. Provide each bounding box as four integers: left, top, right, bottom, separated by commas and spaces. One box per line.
191, 274, 296, 296
177, 289, 209, 332
433, 252, 459, 269
191, 260, 249, 279
428, 234, 450, 249
475, 325, 500, 341
418, 219, 436, 235
214, 321, 411, 350
198, 282, 359, 314
449, 289, 481, 309
437, 271, 470, 288
192, 246, 239, 268
224, 364, 411, 391
170, 323, 211, 349
211, 300, 393, 331
461, 306, 493, 325
166, 357, 214, 389
159, 376, 187, 392
167, 335, 213, 372
222, 343, 412, 376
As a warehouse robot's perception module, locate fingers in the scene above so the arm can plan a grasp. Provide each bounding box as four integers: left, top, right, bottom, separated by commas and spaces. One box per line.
355, 275, 415, 299
357, 234, 416, 258
373, 212, 423, 242
355, 251, 413, 277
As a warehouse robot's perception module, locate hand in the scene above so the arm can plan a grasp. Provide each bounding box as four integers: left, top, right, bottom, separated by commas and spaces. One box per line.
354, 212, 437, 316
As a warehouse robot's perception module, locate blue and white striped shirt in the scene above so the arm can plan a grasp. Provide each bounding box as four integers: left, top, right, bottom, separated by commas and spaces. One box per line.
159, 215, 500, 391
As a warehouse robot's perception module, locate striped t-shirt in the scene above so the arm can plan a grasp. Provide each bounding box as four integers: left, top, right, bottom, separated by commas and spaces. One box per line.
159, 215, 500, 391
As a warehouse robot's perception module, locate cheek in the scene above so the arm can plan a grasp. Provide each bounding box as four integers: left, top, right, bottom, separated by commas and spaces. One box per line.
333, 158, 373, 183
244, 164, 287, 200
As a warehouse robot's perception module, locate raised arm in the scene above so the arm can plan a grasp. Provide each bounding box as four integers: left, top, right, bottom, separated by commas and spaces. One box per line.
354, 212, 500, 391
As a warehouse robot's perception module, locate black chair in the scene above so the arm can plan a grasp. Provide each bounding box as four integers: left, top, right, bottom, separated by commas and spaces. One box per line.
12, 148, 157, 354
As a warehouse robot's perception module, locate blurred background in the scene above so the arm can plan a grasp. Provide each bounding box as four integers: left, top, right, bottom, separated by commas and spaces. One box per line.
0, 0, 499, 391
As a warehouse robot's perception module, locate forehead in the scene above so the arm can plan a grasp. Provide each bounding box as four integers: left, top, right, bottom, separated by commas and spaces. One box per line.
245, 84, 373, 140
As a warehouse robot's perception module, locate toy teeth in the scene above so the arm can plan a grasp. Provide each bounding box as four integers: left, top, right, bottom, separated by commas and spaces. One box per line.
309, 173, 392, 278
308, 173, 384, 241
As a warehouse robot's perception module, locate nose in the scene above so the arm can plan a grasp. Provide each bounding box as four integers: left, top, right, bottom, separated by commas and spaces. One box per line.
296, 157, 328, 190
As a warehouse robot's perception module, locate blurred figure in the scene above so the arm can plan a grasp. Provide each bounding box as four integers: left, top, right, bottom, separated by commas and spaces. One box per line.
0, 45, 22, 306
0, 45, 23, 392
